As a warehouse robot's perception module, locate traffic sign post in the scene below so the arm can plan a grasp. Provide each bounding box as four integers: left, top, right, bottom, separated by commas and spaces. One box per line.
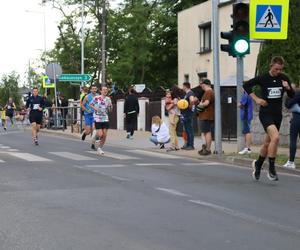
59, 74, 92, 82
250, 0, 289, 40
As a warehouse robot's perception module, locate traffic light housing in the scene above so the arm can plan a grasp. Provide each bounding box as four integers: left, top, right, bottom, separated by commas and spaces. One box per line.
220, 31, 234, 56
220, 3, 250, 57
232, 2, 250, 57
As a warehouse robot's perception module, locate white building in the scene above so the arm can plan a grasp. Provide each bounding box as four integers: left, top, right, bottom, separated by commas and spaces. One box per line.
178, 0, 261, 87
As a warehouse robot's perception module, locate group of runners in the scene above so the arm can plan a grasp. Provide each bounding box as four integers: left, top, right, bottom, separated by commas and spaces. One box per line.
21, 56, 297, 181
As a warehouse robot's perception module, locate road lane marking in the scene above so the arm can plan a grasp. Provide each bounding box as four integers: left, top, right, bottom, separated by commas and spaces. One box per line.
49, 152, 96, 161
0, 146, 11, 149
7, 152, 52, 162
7, 149, 19, 152
0, 159, 5, 163
189, 199, 300, 235
136, 163, 173, 166
155, 188, 191, 197
99, 172, 131, 181
127, 150, 181, 159
87, 151, 140, 160
83, 164, 127, 168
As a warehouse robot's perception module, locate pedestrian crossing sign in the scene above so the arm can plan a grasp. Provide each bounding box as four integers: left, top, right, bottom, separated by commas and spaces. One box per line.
250, 0, 289, 40
42, 75, 55, 89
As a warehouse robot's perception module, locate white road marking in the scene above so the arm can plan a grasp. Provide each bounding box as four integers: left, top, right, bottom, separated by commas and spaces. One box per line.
0, 159, 5, 163
128, 149, 181, 159
7, 152, 52, 162
87, 151, 140, 160
136, 163, 173, 166
0, 146, 11, 149
49, 152, 96, 161
83, 164, 127, 168
155, 188, 191, 197
189, 199, 300, 235
7, 149, 19, 152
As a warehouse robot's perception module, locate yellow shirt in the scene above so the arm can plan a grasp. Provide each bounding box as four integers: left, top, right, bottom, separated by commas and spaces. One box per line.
1, 110, 6, 120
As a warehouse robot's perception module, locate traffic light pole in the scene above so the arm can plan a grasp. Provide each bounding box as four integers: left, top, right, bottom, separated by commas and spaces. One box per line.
212, 0, 222, 155
236, 56, 244, 152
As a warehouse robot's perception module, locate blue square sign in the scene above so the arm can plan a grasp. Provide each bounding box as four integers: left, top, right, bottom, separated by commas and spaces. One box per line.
256, 5, 282, 32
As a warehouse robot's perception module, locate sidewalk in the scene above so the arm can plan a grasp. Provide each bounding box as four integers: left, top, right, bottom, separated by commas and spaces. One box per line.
40, 127, 300, 174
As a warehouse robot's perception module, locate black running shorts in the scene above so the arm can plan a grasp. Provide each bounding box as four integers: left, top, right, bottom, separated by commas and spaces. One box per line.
259, 112, 282, 132
95, 122, 109, 130
200, 120, 214, 133
29, 111, 43, 125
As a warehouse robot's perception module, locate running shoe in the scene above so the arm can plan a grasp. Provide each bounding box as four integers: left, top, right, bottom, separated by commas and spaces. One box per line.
159, 144, 165, 149
97, 147, 104, 155
238, 148, 252, 155
91, 144, 96, 150
81, 132, 86, 141
283, 161, 296, 169
252, 160, 262, 181
267, 165, 279, 181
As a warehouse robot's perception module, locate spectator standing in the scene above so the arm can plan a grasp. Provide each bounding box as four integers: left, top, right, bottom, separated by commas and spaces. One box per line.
181, 82, 195, 150
197, 79, 215, 155
283, 91, 300, 169
166, 86, 181, 151
238, 91, 253, 154
59, 94, 69, 129
124, 87, 139, 139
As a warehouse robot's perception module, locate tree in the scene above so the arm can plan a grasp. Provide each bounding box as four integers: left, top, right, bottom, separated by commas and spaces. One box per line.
257, 0, 300, 85
0, 72, 22, 107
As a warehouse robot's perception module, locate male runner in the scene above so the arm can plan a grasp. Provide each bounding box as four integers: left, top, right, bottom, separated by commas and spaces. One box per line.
81, 85, 99, 150
90, 86, 112, 155
25, 87, 45, 145
243, 56, 294, 181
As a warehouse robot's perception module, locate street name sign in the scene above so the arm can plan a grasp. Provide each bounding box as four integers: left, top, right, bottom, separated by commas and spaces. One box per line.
250, 0, 289, 39
59, 74, 92, 82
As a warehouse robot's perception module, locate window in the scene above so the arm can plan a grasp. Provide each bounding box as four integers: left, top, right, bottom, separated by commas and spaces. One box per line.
184, 74, 189, 83
197, 72, 207, 82
199, 22, 211, 53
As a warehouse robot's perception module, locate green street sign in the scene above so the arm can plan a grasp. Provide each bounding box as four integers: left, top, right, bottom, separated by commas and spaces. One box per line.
59, 74, 92, 82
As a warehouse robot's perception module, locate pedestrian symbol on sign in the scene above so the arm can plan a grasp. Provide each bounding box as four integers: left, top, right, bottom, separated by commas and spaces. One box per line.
256, 5, 282, 32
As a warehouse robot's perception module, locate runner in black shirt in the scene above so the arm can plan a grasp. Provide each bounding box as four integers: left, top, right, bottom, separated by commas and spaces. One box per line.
243, 56, 294, 181
25, 87, 45, 145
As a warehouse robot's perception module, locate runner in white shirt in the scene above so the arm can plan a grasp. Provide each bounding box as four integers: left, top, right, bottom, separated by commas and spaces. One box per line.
90, 86, 112, 155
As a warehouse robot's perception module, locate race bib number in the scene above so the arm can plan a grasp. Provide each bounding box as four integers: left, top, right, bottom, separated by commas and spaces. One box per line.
33, 104, 40, 110
267, 87, 282, 99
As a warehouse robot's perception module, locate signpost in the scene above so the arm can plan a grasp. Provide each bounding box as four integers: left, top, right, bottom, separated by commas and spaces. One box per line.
250, 0, 289, 39
59, 74, 92, 82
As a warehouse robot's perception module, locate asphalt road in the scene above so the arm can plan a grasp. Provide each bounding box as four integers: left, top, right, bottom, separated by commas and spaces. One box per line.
0, 127, 299, 250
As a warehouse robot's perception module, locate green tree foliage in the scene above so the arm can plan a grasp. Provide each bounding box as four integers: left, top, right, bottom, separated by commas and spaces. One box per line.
0, 72, 22, 107
257, 0, 300, 85
45, 0, 207, 95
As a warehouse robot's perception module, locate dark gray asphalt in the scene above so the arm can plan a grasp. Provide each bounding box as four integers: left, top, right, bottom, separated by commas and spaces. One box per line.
0, 128, 299, 250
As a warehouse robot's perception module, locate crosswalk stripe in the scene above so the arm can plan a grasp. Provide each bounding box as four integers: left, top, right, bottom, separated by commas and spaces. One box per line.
7, 152, 52, 162
127, 149, 181, 159
135, 163, 173, 166
87, 151, 140, 160
0, 159, 5, 163
0, 146, 11, 149
81, 164, 126, 168
49, 152, 96, 161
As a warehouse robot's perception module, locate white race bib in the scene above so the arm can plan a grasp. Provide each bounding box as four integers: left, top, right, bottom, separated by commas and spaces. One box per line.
33, 104, 40, 110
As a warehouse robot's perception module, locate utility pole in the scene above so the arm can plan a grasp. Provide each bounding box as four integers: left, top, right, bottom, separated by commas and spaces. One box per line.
81, 0, 85, 87
212, 0, 222, 155
101, 0, 106, 86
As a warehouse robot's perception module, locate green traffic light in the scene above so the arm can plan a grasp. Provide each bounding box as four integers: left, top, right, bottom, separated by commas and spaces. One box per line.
234, 38, 249, 55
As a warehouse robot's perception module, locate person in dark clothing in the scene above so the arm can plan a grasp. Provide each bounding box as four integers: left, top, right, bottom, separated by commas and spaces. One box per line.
283, 91, 300, 169
124, 87, 140, 139
243, 56, 294, 181
180, 82, 195, 150
26, 87, 45, 145
59, 95, 69, 129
